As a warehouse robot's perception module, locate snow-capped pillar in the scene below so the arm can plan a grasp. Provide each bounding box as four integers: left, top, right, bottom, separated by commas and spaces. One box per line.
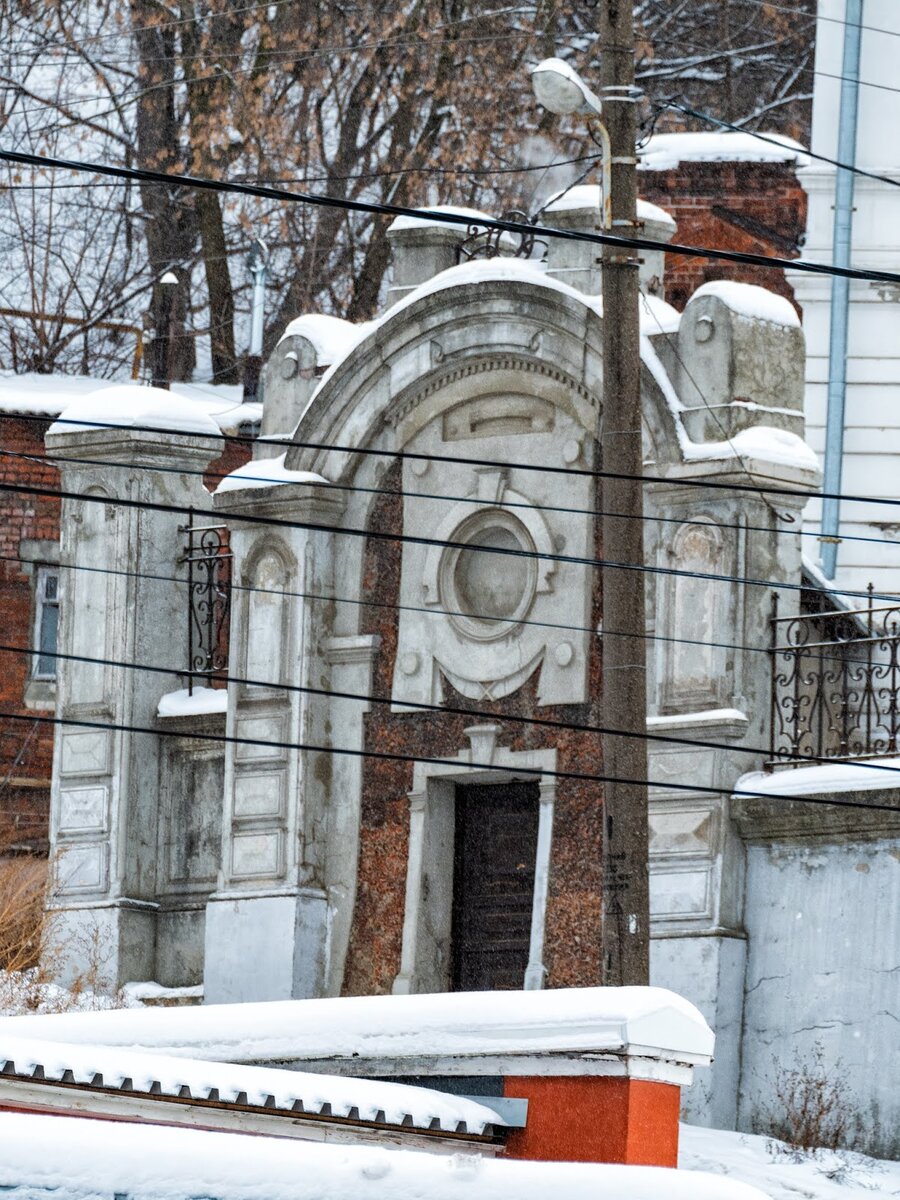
644, 281, 820, 1128
203, 471, 345, 1003
543, 185, 676, 296
44, 390, 224, 990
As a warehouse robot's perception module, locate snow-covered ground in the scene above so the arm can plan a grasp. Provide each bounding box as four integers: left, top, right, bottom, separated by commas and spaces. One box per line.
680, 1124, 900, 1199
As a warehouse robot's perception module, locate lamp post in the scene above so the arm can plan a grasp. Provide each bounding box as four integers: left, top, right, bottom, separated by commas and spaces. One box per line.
531, 31, 649, 987
244, 237, 269, 403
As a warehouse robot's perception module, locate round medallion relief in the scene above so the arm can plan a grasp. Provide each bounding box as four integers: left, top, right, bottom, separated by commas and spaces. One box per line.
440, 511, 537, 641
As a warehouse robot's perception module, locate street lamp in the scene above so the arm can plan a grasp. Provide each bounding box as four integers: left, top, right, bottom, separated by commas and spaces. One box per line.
530, 58, 612, 231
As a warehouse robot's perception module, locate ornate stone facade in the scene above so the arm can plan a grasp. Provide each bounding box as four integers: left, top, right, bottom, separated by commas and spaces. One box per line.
44, 194, 899, 1156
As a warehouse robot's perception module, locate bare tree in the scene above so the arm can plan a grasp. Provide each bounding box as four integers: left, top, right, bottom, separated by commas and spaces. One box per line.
0, 0, 815, 382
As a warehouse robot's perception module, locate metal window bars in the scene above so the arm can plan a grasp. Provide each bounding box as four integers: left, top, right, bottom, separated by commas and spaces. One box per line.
769, 586, 900, 768
179, 513, 232, 694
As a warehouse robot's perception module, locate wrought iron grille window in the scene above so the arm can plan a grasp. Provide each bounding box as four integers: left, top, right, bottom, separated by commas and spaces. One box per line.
769, 587, 900, 767
180, 514, 232, 693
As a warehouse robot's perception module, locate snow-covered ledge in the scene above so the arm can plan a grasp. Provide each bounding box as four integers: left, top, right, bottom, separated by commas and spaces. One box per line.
0, 987, 713, 1167
0, 985, 713, 1072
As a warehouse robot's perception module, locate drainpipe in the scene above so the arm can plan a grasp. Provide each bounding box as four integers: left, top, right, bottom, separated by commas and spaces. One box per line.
820, 0, 864, 580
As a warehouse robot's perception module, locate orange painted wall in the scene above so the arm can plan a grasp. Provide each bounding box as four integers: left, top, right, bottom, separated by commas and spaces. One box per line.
501, 1075, 681, 1167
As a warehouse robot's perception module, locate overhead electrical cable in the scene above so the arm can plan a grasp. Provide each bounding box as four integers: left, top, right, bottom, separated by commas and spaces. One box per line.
8, 430, 900, 555
0, 548, 870, 676
659, 98, 900, 191
1, 640, 897, 779
3, 146, 900, 289
5, 407, 894, 522
0, 707, 895, 815
1, 474, 897, 606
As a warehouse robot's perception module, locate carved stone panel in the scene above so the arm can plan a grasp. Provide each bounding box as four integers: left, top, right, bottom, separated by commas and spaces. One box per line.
659, 520, 729, 713
391, 370, 595, 709
60, 731, 111, 777
231, 830, 284, 880
54, 843, 108, 895
57, 786, 108, 836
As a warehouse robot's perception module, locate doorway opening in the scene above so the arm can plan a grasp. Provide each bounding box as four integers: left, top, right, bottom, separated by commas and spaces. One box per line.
450, 780, 540, 991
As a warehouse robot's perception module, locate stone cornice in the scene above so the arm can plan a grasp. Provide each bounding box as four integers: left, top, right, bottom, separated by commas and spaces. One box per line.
732, 791, 900, 842
213, 482, 346, 525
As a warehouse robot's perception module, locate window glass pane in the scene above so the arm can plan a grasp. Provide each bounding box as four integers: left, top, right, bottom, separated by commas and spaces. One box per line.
34, 569, 60, 679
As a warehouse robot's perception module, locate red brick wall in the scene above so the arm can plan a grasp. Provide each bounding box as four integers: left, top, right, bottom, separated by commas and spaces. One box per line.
342, 460, 606, 995
639, 159, 806, 312
0, 416, 60, 851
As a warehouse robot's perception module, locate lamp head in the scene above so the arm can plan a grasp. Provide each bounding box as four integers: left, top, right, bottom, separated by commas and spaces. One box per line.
530, 58, 602, 116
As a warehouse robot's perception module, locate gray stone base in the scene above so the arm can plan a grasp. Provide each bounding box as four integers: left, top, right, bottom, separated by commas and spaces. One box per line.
650, 931, 747, 1128
44, 900, 157, 991
154, 905, 206, 988
203, 888, 329, 1003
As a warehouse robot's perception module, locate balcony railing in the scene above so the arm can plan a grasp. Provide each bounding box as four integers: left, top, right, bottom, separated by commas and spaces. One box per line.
179, 514, 232, 694
769, 588, 900, 768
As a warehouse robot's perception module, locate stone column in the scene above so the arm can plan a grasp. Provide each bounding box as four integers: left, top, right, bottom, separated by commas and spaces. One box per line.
203, 479, 345, 1003
524, 780, 555, 991
45, 412, 223, 990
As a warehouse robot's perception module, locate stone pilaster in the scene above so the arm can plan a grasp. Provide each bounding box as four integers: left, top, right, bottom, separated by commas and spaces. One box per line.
45, 420, 223, 989
203, 480, 345, 1002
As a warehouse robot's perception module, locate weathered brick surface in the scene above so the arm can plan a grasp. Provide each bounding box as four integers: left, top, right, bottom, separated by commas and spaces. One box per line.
342, 460, 606, 995
0, 416, 59, 850
640, 159, 805, 312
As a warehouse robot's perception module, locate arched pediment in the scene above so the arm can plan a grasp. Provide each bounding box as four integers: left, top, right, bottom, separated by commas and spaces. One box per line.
284, 269, 685, 481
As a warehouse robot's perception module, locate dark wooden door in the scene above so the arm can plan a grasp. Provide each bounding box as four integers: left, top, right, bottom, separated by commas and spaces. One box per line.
451, 781, 540, 991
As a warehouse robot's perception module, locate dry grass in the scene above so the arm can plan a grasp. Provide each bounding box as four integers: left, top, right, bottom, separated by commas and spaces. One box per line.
0, 851, 46, 974
766, 1044, 852, 1154
0, 831, 125, 1014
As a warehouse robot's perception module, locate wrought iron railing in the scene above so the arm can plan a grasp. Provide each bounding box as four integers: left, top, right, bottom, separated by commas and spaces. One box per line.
769, 587, 900, 767
179, 513, 232, 693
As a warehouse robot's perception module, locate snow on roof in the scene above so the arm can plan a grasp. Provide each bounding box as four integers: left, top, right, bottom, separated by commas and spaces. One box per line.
157, 687, 228, 719
0, 1110, 773, 1200
47, 384, 223, 436
214, 451, 328, 494
276, 313, 375, 365
1, 372, 260, 431
684, 425, 819, 473
0, 1036, 504, 1135
689, 280, 801, 328
0, 986, 715, 1065
302, 257, 681, 421
386, 205, 505, 235
639, 131, 810, 171
544, 185, 676, 231
736, 757, 900, 799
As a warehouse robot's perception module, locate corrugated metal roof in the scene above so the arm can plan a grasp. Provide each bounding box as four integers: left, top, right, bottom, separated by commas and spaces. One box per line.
0, 1036, 507, 1139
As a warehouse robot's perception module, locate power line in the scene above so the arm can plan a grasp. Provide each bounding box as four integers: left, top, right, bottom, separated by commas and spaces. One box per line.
0, 438, 838, 551
1, 548, 872, 676
3, 640, 898, 780
660, 98, 900, 191
0, 473, 894, 607
0, 707, 895, 815
7, 405, 898, 527
4, 146, 900, 289
9, 425, 900, 561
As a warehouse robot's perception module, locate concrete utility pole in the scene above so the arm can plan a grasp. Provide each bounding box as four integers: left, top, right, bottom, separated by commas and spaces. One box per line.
596, 0, 649, 986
